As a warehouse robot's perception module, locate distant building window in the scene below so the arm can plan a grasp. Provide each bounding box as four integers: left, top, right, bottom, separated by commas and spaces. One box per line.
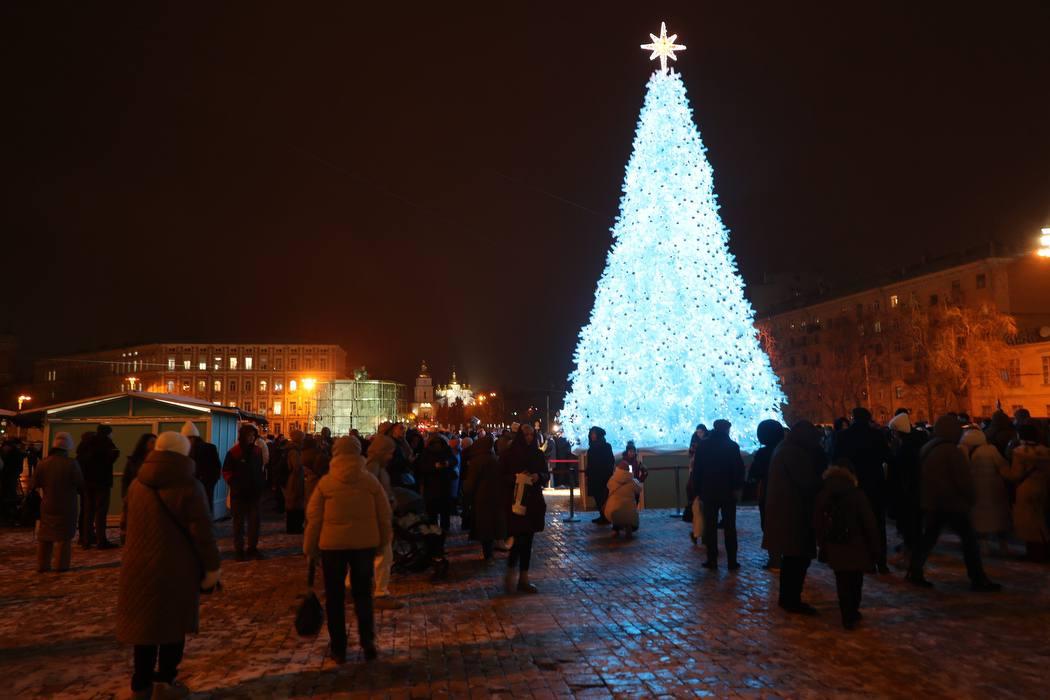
181, 380, 191, 393
1002, 359, 1021, 387
168, 357, 176, 371
290, 401, 297, 414
274, 381, 284, 392
260, 356, 269, 370
197, 380, 206, 393
166, 380, 175, 393
1042, 356, 1049, 385
929, 294, 938, 306
245, 357, 253, 370
259, 380, 268, 393
243, 400, 252, 412
874, 321, 882, 334
47, 369, 57, 381
871, 300, 881, 312
274, 422, 282, 434
858, 324, 865, 336
890, 294, 899, 308
228, 380, 237, 393
181, 360, 190, 370
951, 279, 961, 295
976, 273, 987, 289
213, 356, 222, 370
320, 358, 328, 370
895, 386, 904, 399
273, 400, 282, 416
289, 380, 298, 392
289, 358, 299, 371
229, 357, 238, 371
244, 380, 252, 393
213, 380, 222, 392
198, 361, 207, 371
275, 358, 283, 370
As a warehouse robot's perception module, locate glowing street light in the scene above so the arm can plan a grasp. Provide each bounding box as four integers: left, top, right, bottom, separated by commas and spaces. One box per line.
126, 377, 139, 391
17, 395, 31, 411
1038, 227, 1050, 258
302, 377, 316, 391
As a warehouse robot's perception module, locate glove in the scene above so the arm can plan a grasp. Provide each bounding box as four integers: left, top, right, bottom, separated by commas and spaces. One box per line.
201, 568, 221, 593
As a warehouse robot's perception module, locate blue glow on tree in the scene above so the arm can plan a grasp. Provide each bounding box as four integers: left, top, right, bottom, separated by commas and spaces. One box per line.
560, 67, 785, 451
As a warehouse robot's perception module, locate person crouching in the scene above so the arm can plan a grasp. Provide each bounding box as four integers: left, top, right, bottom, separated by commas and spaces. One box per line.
813, 463, 880, 630
605, 461, 642, 538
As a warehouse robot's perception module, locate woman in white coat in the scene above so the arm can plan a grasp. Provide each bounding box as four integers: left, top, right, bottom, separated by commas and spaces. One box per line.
604, 463, 642, 537
958, 428, 1011, 556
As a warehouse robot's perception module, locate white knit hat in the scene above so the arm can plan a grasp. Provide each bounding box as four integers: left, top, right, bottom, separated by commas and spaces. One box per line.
180, 421, 200, 438
888, 412, 911, 434
155, 431, 191, 456
52, 432, 74, 451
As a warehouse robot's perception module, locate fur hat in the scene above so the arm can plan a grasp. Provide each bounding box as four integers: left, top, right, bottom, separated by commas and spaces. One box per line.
333, 436, 362, 457
51, 432, 74, 451
180, 421, 200, 438
155, 431, 191, 456
888, 412, 911, 434
510, 422, 521, 433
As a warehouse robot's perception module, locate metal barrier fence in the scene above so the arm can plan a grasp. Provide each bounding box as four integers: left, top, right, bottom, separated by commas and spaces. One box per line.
548, 459, 580, 522
547, 460, 691, 519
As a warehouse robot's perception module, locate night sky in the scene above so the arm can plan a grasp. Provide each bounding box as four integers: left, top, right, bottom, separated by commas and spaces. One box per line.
5, 3, 1050, 393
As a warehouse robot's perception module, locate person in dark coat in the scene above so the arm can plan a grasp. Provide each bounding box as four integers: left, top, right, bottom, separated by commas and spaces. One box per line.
748, 419, 785, 569
416, 434, 456, 533
586, 426, 615, 525
30, 432, 84, 573
463, 436, 508, 560
77, 425, 120, 548
120, 433, 156, 544
503, 424, 549, 594
832, 407, 892, 573
907, 415, 1000, 591
181, 422, 221, 517
763, 421, 827, 615
691, 419, 745, 569
886, 411, 924, 558
0, 438, 26, 517
117, 431, 220, 698
813, 464, 882, 630
984, 409, 1017, 459
222, 423, 267, 560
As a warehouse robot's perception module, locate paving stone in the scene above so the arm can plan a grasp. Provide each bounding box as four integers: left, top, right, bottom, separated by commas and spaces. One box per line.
1, 503, 1048, 698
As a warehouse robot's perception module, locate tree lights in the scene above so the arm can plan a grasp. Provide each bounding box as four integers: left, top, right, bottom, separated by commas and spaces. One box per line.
560, 24, 785, 450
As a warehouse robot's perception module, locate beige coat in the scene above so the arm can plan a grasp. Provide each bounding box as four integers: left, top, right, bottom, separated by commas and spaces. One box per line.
304, 453, 392, 556
30, 451, 84, 542
116, 450, 221, 645
1002, 442, 1050, 543
604, 468, 642, 528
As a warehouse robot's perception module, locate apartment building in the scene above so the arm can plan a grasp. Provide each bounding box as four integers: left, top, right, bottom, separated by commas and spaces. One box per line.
33, 343, 347, 434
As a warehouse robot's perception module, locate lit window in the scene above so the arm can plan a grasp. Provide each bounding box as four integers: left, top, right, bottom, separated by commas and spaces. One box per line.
289, 380, 297, 392
183, 360, 191, 370
259, 380, 268, 393
213, 380, 222, 392
229, 357, 238, 371
874, 321, 882, 334
245, 357, 253, 370
167, 380, 175, 393
198, 361, 207, 371
197, 380, 206, 393
273, 400, 282, 415
167, 357, 176, 371
890, 295, 899, 308
274, 381, 284, 392
181, 380, 191, 393
213, 356, 222, 371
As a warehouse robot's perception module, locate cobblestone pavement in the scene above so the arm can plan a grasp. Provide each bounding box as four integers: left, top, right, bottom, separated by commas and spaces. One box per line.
2, 499, 1049, 699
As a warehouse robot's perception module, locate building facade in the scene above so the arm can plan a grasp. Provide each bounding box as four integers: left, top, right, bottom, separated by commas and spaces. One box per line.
32, 343, 347, 435
435, 368, 474, 407
758, 254, 1050, 424
411, 361, 435, 420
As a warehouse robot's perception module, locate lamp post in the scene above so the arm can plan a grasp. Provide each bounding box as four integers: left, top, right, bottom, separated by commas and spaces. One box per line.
17, 395, 31, 411
126, 376, 139, 392
1038, 227, 1050, 258
302, 377, 316, 433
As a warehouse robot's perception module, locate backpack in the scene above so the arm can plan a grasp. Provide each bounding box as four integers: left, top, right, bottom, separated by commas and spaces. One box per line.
819, 491, 852, 545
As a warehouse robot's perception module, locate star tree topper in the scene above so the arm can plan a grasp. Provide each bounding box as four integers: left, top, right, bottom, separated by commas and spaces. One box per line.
640, 21, 686, 74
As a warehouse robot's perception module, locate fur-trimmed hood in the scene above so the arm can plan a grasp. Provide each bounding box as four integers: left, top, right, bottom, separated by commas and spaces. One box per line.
822, 464, 858, 486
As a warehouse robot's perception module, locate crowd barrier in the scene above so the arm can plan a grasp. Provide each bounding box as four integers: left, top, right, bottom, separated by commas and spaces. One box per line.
547, 459, 692, 517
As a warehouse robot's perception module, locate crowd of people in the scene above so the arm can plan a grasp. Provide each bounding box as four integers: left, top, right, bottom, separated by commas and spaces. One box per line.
693, 406, 1050, 630
16, 404, 1050, 695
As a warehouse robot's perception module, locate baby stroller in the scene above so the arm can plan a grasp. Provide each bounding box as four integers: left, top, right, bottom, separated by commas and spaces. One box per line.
391, 487, 449, 579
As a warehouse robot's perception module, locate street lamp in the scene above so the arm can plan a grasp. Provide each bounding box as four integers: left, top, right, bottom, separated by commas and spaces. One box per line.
126, 376, 139, 392
17, 395, 31, 411
1038, 227, 1050, 258
302, 377, 317, 432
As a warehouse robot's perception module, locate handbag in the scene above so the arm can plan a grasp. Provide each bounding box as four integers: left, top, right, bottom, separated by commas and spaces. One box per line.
147, 486, 220, 593
691, 499, 704, 542
294, 563, 324, 637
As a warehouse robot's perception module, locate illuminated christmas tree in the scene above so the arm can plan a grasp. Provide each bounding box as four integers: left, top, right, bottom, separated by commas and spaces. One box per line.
560, 23, 785, 451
